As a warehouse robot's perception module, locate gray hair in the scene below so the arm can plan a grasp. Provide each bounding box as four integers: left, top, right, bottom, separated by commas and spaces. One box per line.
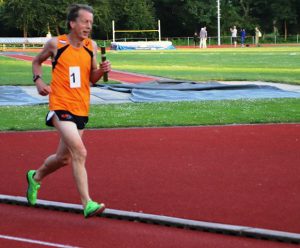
67, 4, 93, 30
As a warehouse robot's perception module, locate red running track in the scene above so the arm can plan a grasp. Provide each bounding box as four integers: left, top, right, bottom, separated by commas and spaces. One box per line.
1, 204, 296, 248
0, 124, 300, 234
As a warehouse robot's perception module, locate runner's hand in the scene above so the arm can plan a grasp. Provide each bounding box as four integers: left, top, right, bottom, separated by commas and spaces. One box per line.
35, 80, 52, 96
100, 60, 111, 73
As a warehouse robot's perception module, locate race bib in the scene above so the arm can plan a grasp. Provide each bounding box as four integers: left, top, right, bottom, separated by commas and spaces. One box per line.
69, 66, 81, 88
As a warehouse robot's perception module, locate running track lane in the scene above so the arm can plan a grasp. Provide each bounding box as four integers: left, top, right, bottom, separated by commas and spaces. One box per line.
2, 54, 157, 83
0, 204, 296, 248
0, 124, 300, 234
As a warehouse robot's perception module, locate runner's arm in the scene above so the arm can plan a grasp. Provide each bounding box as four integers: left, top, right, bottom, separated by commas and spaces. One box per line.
89, 40, 111, 84
32, 39, 56, 96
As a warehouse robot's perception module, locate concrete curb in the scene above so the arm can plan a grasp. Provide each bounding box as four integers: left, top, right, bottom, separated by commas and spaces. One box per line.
1, 194, 299, 245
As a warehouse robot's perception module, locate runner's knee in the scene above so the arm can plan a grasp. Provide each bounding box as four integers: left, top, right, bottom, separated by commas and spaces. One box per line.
72, 146, 87, 163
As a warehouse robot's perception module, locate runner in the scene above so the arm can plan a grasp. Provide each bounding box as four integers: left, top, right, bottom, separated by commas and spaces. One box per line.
26, 3, 111, 218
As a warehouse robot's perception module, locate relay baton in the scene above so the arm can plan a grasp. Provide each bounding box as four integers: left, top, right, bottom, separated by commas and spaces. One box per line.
101, 46, 108, 82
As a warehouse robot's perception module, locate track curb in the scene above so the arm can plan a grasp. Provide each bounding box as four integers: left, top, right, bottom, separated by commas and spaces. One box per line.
1, 194, 299, 245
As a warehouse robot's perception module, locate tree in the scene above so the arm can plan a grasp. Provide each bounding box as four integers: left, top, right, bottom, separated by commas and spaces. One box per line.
180, 0, 217, 35
89, 0, 114, 40
153, 0, 217, 37
2, 0, 47, 37
270, 0, 297, 40
110, 0, 156, 39
1, 0, 299, 39
41, 0, 76, 36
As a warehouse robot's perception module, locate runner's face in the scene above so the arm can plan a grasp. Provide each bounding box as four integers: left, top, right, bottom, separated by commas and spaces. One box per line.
71, 9, 93, 39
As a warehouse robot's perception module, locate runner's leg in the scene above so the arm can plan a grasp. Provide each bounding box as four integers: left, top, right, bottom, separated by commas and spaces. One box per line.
34, 139, 71, 181
51, 116, 91, 207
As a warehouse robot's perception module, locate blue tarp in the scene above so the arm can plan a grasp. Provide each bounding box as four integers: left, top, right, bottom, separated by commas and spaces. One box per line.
110, 41, 175, 50
98, 81, 300, 102
0, 86, 47, 106
1, 81, 300, 106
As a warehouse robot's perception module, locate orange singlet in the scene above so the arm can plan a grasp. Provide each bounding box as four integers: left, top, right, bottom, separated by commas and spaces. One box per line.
49, 34, 93, 116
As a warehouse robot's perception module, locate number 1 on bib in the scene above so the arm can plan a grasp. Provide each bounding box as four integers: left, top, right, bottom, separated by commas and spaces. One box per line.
69, 66, 81, 88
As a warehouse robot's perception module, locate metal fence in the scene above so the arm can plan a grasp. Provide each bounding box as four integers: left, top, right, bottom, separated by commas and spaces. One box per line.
168, 34, 300, 46
111, 34, 300, 45
1, 34, 299, 50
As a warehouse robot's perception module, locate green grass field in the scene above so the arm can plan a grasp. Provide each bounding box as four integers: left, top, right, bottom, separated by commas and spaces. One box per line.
0, 99, 300, 131
0, 46, 300, 131
1, 46, 300, 85
108, 47, 300, 84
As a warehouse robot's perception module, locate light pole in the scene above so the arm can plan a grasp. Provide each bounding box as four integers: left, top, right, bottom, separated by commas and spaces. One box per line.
217, 0, 221, 46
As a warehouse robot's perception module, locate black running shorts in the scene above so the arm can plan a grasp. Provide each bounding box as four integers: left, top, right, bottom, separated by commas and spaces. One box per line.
46, 110, 89, 130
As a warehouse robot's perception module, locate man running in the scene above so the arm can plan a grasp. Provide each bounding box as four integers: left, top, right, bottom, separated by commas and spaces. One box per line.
27, 3, 111, 218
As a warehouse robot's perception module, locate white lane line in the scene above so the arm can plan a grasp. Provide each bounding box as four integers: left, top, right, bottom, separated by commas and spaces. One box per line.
0, 234, 81, 248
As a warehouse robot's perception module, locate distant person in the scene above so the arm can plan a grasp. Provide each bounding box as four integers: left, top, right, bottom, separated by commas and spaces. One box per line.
255, 27, 262, 46
199, 27, 207, 48
240, 28, 246, 47
230, 26, 238, 47
46, 24, 52, 38
28, 4, 111, 218
193, 32, 199, 47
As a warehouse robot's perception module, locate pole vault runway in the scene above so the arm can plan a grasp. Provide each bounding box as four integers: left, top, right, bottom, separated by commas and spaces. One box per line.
0, 124, 300, 247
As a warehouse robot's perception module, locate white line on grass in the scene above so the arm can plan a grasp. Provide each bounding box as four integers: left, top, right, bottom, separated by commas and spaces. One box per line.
0, 234, 81, 248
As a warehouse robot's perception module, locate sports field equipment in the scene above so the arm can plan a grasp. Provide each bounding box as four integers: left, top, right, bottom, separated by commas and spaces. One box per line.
84, 200, 105, 218
26, 170, 41, 205
112, 20, 161, 43
111, 20, 175, 50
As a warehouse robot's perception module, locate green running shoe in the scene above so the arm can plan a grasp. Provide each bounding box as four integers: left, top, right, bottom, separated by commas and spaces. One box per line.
26, 170, 41, 206
84, 200, 105, 218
